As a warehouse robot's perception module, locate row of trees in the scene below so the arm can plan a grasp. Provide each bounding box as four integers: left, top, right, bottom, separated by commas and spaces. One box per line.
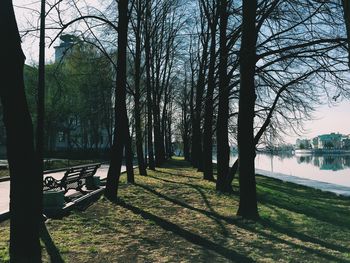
181, 0, 350, 218
44, 0, 350, 221
2, 0, 350, 260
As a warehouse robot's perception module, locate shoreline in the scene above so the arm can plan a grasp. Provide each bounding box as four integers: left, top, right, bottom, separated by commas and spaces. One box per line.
256, 168, 350, 197
294, 149, 350, 155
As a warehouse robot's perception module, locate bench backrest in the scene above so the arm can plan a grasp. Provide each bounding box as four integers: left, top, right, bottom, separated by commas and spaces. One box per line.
61, 163, 101, 191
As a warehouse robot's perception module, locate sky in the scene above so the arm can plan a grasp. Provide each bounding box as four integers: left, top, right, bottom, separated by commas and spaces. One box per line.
263, 101, 350, 145
289, 102, 350, 143
12, 0, 350, 145
14, 0, 56, 64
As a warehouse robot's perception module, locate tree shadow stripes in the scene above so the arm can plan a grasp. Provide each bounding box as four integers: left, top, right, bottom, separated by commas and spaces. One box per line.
138, 175, 350, 261
115, 199, 254, 262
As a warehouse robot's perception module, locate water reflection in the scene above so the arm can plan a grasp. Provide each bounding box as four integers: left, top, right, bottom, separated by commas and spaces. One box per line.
251, 153, 350, 187
296, 154, 350, 171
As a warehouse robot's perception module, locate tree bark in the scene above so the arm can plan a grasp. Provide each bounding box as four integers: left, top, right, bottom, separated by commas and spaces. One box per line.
0, 0, 42, 260
145, 0, 155, 170
202, 12, 218, 181
342, 0, 350, 68
125, 129, 135, 183
105, 0, 129, 200
134, 0, 147, 175
37, 0, 45, 173
191, 32, 209, 170
237, 0, 259, 220
182, 74, 190, 161
190, 4, 210, 170
216, 0, 230, 192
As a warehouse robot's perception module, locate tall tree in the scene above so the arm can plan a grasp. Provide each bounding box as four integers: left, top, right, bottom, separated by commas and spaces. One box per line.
202, 0, 219, 181
105, 0, 129, 199
132, 0, 147, 175
181, 69, 191, 161
191, 9, 209, 170
0, 0, 42, 260
145, 0, 156, 170
37, 0, 45, 167
216, 0, 230, 192
236, 0, 259, 220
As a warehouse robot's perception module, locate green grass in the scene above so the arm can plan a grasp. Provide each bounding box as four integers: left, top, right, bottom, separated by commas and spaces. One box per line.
1, 157, 350, 262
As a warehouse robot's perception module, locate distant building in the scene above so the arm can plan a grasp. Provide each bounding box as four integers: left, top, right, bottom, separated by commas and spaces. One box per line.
54, 34, 78, 62
341, 136, 350, 150
297, 132, 350, 150
314, 133, 342, 149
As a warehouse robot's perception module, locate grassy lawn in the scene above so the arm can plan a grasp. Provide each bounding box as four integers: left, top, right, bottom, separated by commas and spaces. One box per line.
1, 157, 350, 262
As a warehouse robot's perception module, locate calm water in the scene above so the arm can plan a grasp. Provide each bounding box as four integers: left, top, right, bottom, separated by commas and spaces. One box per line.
239, 153, 350, 187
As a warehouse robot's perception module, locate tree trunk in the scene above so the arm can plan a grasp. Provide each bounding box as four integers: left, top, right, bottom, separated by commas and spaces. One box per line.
37, 0, 45, 173
202, 17, 218, 181
182, 77, 190, 161
189, 60, 195, 161
342, 0, 350, 68
145, 0, 155, 170
167, 102, 173, 159
237, 0, 259, 220
125, 129, 135, 183
134, 0, 147, 175
191, 35, 208, 170
0, 0, 42, 260
105, 0, 129, 200
153, 97, 164, 166
216, 0, 230, 192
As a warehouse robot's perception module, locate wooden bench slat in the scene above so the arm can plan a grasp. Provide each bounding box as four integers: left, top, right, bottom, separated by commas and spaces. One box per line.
43, 163, 101, 194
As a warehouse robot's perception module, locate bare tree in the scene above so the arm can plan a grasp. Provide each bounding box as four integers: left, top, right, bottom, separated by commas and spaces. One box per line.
105, 0, 130, 199
236, 0, 259, 220
216, 0, 230, 192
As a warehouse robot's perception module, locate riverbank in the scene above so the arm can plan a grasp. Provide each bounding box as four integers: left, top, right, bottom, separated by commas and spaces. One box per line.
257, 168, 350, 197
1, 157, 350, 262
295, 149, 350, 154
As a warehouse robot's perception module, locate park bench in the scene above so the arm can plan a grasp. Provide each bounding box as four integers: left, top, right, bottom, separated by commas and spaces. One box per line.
43, 163, 101, 194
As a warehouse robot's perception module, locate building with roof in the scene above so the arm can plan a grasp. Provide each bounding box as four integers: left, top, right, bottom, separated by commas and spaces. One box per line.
316, 133, 342, 149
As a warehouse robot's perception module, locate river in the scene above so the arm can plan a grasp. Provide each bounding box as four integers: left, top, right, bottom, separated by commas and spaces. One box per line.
231, 152, 350, 188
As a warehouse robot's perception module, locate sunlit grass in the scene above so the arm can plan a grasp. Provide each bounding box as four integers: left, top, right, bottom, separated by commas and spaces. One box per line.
0, 157, 349, 262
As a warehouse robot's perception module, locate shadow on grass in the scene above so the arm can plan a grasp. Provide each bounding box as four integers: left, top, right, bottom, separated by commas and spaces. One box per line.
158, 158, 192, 169
156, 170, 201, 180
135, 183, 230, 236
261, 216, 350, 254
148, 174, 212, 192
114, 199, 254, 263
257, 179, 350, 230
142, 162, 350, 262
40, 223, 65, 263
135, 181, 349, 261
